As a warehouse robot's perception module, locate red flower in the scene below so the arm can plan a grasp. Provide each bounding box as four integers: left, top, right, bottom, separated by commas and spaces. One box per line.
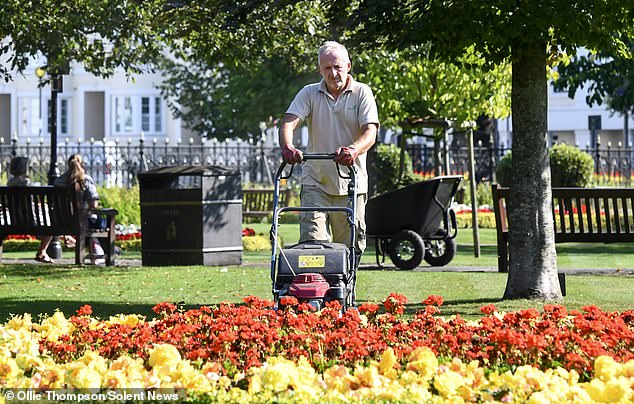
358, 302, 380, 315
76, 305, 93, 316
480, 304, 498, 315
279, 296, 299, 307
422, 295, 444, 307
242, 227, 256, 237
384, 293, 407, 315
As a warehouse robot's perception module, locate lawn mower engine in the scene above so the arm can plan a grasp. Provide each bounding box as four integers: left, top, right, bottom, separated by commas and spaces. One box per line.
275, 241, 353, 311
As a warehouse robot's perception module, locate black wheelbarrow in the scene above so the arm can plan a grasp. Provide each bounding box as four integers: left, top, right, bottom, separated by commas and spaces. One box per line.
366, 175, 462, 270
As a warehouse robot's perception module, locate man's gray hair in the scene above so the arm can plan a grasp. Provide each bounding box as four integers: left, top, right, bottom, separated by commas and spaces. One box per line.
318, 41, 350, 65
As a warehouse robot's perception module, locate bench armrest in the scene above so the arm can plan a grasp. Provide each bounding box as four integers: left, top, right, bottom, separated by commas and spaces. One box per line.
88, 208, 119, 216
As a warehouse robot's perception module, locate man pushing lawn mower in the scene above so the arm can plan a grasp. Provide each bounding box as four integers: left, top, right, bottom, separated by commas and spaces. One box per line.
273, 41, 379, 311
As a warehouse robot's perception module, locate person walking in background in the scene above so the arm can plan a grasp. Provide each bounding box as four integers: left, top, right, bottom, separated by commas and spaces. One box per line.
54, 154, 105, 264
7, 156, 54, 263
278, 40, 379, 263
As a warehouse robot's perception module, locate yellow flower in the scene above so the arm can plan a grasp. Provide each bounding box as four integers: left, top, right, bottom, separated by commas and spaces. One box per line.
6, 314, 33, 331
379, 348, 398, 375
584, 379, 607, 402
323, 365, 354, 393
107, 314, 142, 327
66, 363, 103, 389
595, 355, 619, 382
603, 378, 629, 402
36, 311, 74, 341
148, 344, 182, 368
0, 357, 22, 385
434, 370, 464, 397
407, 347, 438, 380
260, 357, 296, 392
622, 360, 634, 378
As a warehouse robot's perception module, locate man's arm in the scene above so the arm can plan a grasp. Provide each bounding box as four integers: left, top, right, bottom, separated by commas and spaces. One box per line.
279, 113, 304, 164
279, 113, 301, 147
352, 123, 378, 154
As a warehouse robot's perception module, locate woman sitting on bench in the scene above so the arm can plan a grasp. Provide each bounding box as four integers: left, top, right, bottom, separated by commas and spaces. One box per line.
54, 154, 106, 264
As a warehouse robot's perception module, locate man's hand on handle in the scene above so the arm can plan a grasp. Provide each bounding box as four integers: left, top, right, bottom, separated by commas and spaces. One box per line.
334, 146, 358, 167
281, 144, 303, 164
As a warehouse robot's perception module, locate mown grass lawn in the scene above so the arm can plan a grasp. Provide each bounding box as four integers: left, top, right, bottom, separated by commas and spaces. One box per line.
1, 224, 633, 323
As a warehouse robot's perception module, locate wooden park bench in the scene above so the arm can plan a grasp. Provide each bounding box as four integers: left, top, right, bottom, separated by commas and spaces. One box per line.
492, 184, 634, 273
0, 184, 118, 265
242, 188, 292, 218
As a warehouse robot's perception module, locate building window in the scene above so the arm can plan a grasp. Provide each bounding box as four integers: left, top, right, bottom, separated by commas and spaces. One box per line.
60, 99, 69, 136
113, 95, 164, 136
114, 96, 134, 134
154, 97, 162, 132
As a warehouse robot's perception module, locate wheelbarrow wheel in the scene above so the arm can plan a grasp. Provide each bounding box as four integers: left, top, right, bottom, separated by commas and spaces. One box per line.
424, 238, 457, 266
388, 230, 425, 270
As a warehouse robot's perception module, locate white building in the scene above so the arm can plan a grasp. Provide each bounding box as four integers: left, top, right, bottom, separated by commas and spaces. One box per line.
0, 61, 196, 146
497, 83, 632, 149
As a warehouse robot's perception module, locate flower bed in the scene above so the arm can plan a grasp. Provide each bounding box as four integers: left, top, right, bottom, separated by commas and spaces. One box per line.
1, 295, 634, 401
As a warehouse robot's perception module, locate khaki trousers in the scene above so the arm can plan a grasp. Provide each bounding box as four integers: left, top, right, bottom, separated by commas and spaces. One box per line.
299, 185, 367, 253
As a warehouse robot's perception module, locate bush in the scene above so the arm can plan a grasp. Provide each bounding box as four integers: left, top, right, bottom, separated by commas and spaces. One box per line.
462, 181, 494, 207
495, 145, 594, 187
369, 143, 423, 196
549, 144, 594, 187
98, 185, 140, 226
495, 151, 513, 186
242, 235, 272, 251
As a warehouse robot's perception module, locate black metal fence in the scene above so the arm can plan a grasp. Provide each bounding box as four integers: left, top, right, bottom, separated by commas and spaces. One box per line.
1, 137, 633, 188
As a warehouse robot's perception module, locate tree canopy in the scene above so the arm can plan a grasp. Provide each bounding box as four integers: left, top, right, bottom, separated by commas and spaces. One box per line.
355, 46, 511, 130
0, 0, 162, 81
554, 41, 634, 116
157, 56, 318, 140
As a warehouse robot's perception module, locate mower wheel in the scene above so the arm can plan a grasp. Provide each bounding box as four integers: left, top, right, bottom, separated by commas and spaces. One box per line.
424, 238, 457, 266
388, 230, 425, 270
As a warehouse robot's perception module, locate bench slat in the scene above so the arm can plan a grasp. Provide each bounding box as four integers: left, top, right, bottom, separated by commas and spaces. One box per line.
242, 188, 291, 218
492, 185, 634, 272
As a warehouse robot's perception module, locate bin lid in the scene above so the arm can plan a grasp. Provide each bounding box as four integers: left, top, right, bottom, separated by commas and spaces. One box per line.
138, 165, 239, 178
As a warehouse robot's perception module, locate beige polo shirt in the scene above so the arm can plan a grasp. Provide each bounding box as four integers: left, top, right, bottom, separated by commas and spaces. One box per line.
286, 77, 379, 195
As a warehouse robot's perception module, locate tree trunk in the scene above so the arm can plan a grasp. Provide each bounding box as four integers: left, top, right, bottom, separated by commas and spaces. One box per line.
503, 42, 562, 300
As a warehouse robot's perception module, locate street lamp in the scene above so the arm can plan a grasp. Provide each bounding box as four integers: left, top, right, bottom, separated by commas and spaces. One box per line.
35, 67, 45, 137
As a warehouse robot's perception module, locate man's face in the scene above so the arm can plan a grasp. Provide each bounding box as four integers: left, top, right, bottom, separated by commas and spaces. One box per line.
319, 50, 351, 93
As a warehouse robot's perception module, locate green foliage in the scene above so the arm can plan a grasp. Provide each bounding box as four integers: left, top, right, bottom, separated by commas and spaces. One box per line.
356, 46, 512, 129
1, 239, 40, 252
98, 186, 140, 226
0, 0, 162, 81
157, 57, 318, 139
117, 239, 141, 252
455, 212, 496, 229
369, 143, 423, 196
495, 152, 513, 187
549, 144, 595, 187
496, 146, 594, 187
242, 235, 271, 252
462, 181, 494, 208
553, 39, 634, 116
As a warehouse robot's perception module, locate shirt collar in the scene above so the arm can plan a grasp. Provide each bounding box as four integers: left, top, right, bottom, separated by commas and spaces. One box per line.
319, 75, 355, 95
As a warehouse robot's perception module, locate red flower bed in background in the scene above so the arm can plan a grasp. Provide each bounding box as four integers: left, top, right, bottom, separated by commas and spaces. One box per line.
39, 294, 634, 380
115, 231, 141, 241
5, 234, 37, 241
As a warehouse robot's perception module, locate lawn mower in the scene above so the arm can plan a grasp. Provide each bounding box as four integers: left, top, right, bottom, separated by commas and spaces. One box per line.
270, 153, 358, 311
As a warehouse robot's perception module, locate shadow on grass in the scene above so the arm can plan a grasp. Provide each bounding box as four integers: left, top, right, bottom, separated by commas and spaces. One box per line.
0, 299, 206, 322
